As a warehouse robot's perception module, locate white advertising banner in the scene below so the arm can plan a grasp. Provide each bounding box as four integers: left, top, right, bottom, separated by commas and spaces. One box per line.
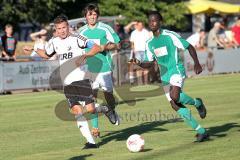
2, 61, 59, 90
184, 48, 240, 76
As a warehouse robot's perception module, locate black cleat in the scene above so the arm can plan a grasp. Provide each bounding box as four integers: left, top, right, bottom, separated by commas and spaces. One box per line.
195, 133, 209, 142
95, 104, 109, 113
82, 142, 98, 149
196, 98, 207, 119
104, 109, 120, 125
114, 111, 120, 126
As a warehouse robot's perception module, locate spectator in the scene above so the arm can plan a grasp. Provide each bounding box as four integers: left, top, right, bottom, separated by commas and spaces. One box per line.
231, 18, 240, 47
29, 29, 48, 61
23, 27, 57, 61
114, 22, 126, 40
23, 29, 47, 61
0, 24, 17, 61
187, 29, 206, 50
217, 21, 237, 48
207, 22, 225, 49
124, 21, 137, 35
128, 20, 151, 85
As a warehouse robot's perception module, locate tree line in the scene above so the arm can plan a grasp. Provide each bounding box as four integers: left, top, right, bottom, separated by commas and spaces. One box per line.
0, 0, 189, 31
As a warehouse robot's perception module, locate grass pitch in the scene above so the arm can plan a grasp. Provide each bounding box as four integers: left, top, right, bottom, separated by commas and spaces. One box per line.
0, 74, 240, 160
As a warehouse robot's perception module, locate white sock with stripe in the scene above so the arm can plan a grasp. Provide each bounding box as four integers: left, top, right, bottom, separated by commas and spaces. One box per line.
75, 114, 95, 144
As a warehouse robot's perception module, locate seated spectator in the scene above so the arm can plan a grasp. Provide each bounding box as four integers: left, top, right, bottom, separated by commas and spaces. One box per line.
187, 29, 206, 50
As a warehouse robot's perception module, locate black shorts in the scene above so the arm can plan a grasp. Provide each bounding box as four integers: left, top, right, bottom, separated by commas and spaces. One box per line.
63, 79, 94, 108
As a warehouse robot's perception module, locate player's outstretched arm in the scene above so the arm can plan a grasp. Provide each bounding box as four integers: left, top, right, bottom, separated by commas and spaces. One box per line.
23, 45, 50, 59
35, 49, 50, 59
102, 42, 121, 51
187, 44, 202, 74
85, 43, 102, 57
75, 43, 102, 66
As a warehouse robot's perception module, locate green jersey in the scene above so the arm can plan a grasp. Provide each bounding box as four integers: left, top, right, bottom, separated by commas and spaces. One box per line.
145, 29, 190, 86
78, 22, 120, 73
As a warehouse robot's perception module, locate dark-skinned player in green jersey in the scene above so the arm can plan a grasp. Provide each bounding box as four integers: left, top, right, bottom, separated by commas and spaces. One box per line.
134, 11, 209, 142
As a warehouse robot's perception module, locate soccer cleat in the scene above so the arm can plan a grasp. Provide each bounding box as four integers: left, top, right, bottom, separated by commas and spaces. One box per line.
114, 111, 121, 126
95, 104, 109, 113
195, 133, 209, 142
82, 142, 98, 149
91, 128, 100, 138
196, 98, 207, 119
104, 109, 120, 125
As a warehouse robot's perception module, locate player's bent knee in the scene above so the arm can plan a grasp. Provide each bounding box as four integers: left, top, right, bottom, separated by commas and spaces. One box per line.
71, 105, 83, 115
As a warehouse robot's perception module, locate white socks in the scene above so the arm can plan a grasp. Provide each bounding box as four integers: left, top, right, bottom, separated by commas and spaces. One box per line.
75, 114, 95, 144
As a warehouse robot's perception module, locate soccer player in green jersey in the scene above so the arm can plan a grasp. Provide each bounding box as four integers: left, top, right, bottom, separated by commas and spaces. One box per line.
78, 3, 121, 136
136, 11, 209, 142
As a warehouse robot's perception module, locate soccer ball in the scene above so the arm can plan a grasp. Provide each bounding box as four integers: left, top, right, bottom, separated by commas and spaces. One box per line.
126, 134, 145, 152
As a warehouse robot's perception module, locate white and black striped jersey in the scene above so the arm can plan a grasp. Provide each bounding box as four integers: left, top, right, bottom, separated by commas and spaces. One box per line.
44, 34, 94, 85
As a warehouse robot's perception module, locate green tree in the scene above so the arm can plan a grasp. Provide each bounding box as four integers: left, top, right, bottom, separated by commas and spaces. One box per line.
0, 0, 96, 31
0, 0, 188, 31
0, 0, 58, 27
99, 0, 188, 30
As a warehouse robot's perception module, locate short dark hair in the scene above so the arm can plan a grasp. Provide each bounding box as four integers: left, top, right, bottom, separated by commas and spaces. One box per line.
148, 11, 163, 22
5, 24, 13, 29
84, 3, 100, 17
54, 14, 68, 24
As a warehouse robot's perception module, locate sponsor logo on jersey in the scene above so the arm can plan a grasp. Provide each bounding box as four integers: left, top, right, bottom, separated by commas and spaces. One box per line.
59, 52, 73, 60
154, 46, 168, 57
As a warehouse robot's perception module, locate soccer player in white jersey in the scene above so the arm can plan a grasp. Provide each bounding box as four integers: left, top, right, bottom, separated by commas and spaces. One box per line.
135, 11, 209, 142
24, 14, 110, 149
78, 3, 121, 129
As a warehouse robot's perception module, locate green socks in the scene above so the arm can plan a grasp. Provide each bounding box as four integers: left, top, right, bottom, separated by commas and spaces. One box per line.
177, 107, 205, 134
90, 113, 99, 129
179, 92, 201, 108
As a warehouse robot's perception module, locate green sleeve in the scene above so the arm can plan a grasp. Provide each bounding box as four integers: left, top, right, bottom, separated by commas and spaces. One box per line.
179, 37, 190, 49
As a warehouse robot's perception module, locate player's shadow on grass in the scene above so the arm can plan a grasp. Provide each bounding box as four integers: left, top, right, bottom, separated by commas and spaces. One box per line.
99, 118, 182, 147
207, 122, 240, 138
68, 154, 93, 160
